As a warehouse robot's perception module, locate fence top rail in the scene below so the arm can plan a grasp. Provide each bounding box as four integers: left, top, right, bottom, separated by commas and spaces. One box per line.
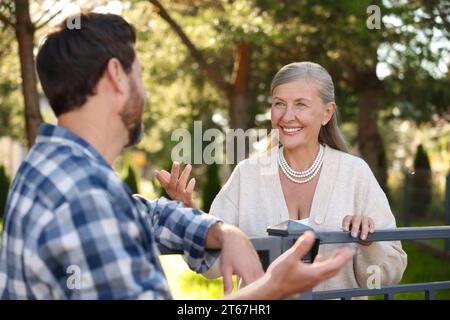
315, 227, 450, 244
311, 281, 450, 300
158, 226, 450, 255
267, 220, 450, 243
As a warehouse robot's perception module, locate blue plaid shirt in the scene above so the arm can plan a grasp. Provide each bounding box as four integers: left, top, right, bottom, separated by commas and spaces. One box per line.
0, 124, 221, 299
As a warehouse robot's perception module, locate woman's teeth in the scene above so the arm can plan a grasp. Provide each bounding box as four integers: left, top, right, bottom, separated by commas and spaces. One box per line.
282, 127, 303, 133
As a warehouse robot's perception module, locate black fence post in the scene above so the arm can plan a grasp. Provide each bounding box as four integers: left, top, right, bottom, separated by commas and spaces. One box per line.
445, 173, 450, 253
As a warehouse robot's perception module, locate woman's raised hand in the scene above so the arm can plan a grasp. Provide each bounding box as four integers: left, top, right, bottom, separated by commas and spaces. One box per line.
154, 161, 199, 209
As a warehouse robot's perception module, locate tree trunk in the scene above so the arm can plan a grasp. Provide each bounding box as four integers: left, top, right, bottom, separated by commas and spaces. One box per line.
226, 41, 252, 165
14, 0, 42, 148
356, 70, 384, 175
228, 40, 251, 131
148, 1, 253, 132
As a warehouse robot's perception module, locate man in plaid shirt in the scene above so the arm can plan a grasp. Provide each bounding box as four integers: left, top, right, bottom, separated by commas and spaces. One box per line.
0, 12, 353, 300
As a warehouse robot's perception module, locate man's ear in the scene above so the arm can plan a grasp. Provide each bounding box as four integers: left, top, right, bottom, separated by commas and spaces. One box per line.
104, 57, 128, 95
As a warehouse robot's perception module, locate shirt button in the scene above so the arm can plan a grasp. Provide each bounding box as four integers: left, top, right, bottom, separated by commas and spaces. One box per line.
315, 216, 324, 225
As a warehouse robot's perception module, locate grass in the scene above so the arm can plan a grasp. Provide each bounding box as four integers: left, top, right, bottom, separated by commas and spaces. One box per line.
160, 255, 229, 299
161, 241, 450, 300
397, 219, 450, 251
369, 241, 450, 300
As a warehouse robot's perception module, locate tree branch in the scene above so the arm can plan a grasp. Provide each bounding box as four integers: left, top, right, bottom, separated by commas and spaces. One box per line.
0, 12, 15, 30
34, 0, 70, 30
34, 7, 64, 30
148, 0, 231, 94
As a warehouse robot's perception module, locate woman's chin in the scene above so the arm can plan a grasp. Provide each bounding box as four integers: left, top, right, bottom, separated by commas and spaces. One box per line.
280, 139, 305, 150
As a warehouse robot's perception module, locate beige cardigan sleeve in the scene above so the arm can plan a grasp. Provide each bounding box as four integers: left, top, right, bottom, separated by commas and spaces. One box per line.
353, 161, 408, 287
201, 163, 241, 279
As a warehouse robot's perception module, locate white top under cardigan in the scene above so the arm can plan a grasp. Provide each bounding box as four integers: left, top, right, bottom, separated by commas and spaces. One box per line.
205, 144, 407, 296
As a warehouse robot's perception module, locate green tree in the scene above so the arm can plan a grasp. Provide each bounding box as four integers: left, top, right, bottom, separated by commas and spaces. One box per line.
202, 162, 221, 212
411, 144, 432, 218
377, 146, 390, 202
0, 0, 102, 147
1, 0, 44, 147
123, 163, 140, 194
0, 165, 11, 219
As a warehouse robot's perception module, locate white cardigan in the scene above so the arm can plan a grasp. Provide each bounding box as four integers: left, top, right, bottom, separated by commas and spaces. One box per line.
206, 145, 407, 296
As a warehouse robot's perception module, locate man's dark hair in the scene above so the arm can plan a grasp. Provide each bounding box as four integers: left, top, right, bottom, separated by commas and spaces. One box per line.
36, 12, 136, 116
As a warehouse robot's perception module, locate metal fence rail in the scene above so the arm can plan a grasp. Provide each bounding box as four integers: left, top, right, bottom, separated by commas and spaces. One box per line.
158, 222, 450, 300
312, 281, 450, 300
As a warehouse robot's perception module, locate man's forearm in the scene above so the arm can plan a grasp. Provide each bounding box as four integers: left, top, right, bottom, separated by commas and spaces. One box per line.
205, 221, 225, 249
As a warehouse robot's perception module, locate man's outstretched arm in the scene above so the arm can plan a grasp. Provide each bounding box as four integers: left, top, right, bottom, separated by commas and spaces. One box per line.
224, 232, 355, 300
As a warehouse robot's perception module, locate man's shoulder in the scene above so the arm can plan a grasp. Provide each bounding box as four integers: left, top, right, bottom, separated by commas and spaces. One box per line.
30, 141, 114, 184
10, 141, 123, 212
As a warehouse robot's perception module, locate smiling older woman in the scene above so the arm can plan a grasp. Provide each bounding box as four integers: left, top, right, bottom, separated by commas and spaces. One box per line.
155, 61, 407, 299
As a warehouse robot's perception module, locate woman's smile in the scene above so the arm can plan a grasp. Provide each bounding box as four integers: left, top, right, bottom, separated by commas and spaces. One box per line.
280, 126, 304, 135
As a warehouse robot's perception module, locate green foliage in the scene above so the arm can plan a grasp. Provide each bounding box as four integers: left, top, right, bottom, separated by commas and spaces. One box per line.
160, 255, 237, 300
376, 146, 390, 200
123, 163, 140, 194
0, 33, 25, 143
0, 165, 11, 220
411, 144, 432, 218
414, 144, 432, 170
202, 163, 222, 212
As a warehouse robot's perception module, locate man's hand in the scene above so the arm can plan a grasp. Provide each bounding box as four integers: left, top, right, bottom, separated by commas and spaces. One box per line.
154, 161, 199, 209
224, 231, 355, 300
206, 222, 264, 294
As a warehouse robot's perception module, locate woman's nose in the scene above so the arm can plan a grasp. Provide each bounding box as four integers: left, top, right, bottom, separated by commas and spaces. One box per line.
281, 105, 296, 122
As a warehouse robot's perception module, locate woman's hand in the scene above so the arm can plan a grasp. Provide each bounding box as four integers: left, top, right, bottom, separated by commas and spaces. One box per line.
154, 161, 199, 209
342, 215, 375, 246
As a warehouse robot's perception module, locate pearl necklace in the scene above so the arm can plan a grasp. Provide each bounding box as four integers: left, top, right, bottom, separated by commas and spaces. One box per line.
278, 144, 324, 184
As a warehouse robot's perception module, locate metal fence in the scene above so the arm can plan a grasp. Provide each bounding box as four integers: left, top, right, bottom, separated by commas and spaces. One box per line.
159, 222, 450, 300
265, 221, 450, 300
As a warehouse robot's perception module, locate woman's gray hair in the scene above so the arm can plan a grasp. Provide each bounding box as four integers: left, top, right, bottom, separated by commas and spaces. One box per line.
271, 62, 334, 103
270, 61, 349, 153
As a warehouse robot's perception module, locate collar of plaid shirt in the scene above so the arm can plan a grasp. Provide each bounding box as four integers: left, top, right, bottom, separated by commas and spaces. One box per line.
36, 123, 112, 168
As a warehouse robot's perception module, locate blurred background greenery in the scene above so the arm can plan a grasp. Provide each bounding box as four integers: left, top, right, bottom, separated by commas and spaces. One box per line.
0, 0, 449, 300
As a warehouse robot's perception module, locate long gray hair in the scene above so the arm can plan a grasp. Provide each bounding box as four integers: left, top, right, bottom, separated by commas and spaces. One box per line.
271, 61, 349, 153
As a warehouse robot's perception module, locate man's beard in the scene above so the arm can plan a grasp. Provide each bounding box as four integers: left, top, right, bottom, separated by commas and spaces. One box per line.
120, 78, 145, 148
